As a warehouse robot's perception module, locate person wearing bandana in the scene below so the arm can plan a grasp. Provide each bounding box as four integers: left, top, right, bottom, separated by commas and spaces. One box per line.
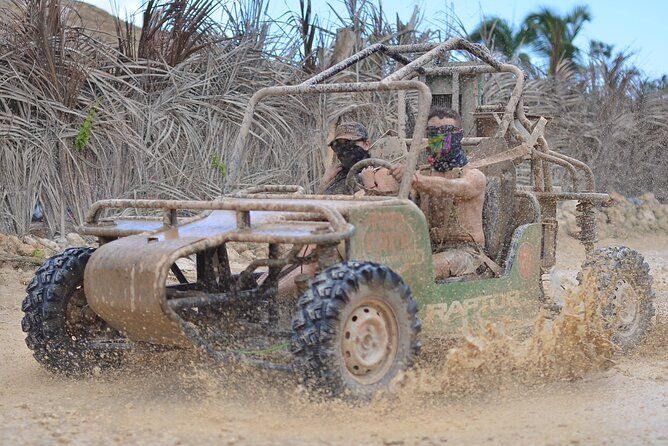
319, 122, 395, 195
391, 107, 489, 279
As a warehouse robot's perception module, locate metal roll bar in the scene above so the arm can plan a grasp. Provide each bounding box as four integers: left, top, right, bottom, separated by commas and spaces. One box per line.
83, 198, 354, 245
226, 36, 596, 196
235, 185, 305, 196
532, 150, 579, 190
227, 80, 432, 199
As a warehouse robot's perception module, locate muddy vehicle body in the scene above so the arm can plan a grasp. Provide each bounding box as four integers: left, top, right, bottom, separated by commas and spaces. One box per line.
21, 39, 655, 399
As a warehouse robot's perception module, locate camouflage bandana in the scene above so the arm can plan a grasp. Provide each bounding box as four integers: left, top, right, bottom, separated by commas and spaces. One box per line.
426, 125, 467, 172
330, 138, 369, 169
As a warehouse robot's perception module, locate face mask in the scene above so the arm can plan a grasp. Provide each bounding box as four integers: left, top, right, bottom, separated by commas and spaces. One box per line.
426, 125, 468, 172
331, 139, 369, 170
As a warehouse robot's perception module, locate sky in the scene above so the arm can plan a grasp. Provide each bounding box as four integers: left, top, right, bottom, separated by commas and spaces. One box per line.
91, 0, 668, 78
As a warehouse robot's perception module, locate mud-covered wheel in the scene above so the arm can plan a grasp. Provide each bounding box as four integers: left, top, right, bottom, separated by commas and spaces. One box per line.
21, 247, 126, 375
578, 246, 655, 351
290, 261, 421, 400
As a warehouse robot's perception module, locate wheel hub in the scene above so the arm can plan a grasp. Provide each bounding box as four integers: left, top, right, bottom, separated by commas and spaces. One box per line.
341, 300, 398, 384
609, 279, 639, 331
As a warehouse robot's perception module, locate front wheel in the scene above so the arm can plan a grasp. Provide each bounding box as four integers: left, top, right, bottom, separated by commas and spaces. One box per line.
578, 246, 655, 351
21, 247, 126, 375
290, 261, 421, 400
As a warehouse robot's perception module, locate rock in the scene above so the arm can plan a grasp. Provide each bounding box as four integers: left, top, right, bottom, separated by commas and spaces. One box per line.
22, 235, 39, 247
604, 206, 624, 225
1, 235, 14, 251
65, 232, 87, 247
252, 247, 267, 258
558, 197, 668, 241
654, 206, 667, 220
53, 236, 68, 248
36, 237, 60, 252
608, 191, 628, 205
175, 257, 196, 273
226, 247, 241, 262
232, 243, 249, 253
658, 215, 668, 231
637, 208, 657, 225
0, 234, 35, 257
12, 236, 34, 256
638, 192, 661, 208
240, 250, 256, 262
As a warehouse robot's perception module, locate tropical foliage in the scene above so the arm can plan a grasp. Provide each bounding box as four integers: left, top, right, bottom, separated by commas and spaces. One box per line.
468, 5, 592, 76
468, 16, 533, 69
524, 5, 592, 76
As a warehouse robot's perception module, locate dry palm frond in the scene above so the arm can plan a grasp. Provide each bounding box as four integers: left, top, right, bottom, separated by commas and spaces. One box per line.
1, 0, 666, 236
484, 48, 668, 198
137, 0, 223, 66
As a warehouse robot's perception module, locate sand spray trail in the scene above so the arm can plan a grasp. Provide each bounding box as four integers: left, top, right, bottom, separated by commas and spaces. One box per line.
402, 281, 615, 400
82, 277, 630, 441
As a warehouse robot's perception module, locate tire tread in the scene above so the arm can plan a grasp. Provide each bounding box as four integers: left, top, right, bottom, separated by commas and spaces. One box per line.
290, 261, 421, 398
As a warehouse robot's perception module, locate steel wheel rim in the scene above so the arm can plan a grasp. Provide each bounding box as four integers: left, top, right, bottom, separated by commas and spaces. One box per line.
340, 298, 399, 385
608, 279, 640, 336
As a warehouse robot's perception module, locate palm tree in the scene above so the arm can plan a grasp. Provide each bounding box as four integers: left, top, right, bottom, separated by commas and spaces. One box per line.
524, 5, 591, 76
468, 16, 533, 68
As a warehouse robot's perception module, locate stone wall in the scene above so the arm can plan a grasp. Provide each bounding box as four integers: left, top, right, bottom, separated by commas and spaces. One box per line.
558, 193, 668, 240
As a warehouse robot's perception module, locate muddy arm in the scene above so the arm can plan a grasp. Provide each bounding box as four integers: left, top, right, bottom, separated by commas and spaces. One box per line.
412, 170, 486, 200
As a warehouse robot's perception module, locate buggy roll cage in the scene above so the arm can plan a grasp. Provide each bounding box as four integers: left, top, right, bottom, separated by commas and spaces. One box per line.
227, 37, 597, 199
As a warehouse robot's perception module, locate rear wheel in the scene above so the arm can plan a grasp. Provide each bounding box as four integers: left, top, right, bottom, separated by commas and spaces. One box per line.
578, 246, 655, 351
21, 247, 126, 375
290, 261, 421, 400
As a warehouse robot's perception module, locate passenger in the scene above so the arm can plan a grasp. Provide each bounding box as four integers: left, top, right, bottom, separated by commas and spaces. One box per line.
391, 107, 491, 279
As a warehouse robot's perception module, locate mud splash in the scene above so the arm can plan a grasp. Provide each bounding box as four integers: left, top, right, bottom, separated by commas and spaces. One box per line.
164, 277, 617, 423
415, 282, 613, 395
124, 279, 629, 445
118, 275, 618, 410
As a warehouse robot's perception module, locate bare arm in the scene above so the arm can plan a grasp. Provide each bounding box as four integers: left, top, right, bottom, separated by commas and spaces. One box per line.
318, 162, 342, 193
412, 169, 486, 200
358, 167, 399, 192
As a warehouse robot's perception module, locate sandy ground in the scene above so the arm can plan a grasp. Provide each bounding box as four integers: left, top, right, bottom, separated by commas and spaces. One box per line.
0, 234, 667, 446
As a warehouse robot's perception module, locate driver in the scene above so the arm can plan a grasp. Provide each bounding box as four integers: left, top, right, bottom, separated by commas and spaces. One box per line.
277, 122, 395, 298
391, 107, 492, 279
320, 122, 396, 195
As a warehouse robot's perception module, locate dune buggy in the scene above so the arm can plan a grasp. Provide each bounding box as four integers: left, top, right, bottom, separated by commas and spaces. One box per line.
21, 38, 655, 399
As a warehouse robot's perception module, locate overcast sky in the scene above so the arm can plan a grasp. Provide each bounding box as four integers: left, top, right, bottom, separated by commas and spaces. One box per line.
92, 0, 667, 78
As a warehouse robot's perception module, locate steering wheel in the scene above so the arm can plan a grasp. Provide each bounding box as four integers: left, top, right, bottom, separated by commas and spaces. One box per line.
345, 158, 396, 195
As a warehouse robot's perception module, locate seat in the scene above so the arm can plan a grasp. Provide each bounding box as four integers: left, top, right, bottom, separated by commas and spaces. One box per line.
481, 160, 517, 264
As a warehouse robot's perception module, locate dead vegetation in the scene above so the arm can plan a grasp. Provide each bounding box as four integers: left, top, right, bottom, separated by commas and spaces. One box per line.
0, 0, 666, 236
485, 56, 668, 198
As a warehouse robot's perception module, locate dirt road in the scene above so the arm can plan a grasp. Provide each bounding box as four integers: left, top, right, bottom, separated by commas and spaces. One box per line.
1, 234, 666, 445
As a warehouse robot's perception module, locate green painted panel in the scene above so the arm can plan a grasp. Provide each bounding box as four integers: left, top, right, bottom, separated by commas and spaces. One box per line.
347, 203, 543, 338
347, 201, 435, 299
420, 223, 544, 337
